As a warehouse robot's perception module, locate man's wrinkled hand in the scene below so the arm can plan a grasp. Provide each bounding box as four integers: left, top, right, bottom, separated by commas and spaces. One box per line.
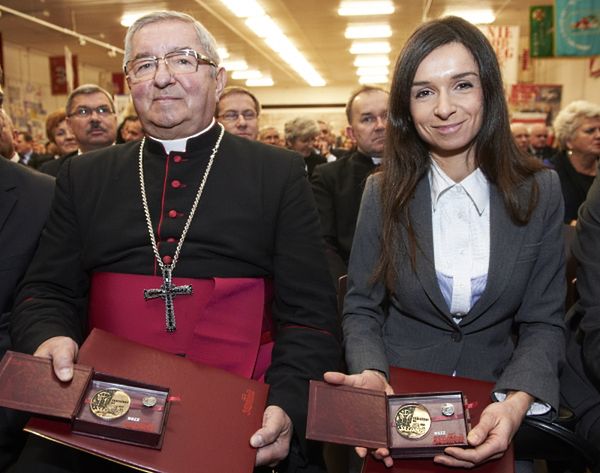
251, 405, 293, 467
34, 336, 78, 382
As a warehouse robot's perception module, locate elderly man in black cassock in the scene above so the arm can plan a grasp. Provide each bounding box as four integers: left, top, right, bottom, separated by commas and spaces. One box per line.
10, 10, 340, 473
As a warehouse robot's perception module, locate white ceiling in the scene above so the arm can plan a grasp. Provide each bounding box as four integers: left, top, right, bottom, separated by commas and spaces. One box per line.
0, 0, 553, 91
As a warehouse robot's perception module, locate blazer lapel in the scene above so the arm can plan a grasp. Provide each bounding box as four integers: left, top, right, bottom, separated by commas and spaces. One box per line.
409, 177, 453, 321
0, 161, 17, 235
466, 183, 527, 321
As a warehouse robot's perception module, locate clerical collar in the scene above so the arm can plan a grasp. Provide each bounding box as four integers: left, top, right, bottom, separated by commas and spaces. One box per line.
372, 157, 382, 165
150, 118, 216, 154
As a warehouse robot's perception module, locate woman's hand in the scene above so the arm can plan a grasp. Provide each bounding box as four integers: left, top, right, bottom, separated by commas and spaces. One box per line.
324, 370, 395, 467
434, 391, 533, 468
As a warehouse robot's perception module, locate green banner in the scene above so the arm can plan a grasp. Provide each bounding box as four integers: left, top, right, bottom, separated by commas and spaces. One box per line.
530, 6, 554, 57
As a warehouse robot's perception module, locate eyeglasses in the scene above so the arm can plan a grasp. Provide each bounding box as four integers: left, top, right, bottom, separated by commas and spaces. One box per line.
218, 110, 258, 122
68, 105, 114, 119
125, 49, 217, 83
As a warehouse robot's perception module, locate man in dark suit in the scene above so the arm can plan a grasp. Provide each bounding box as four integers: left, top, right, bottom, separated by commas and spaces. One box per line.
311, 86, 389, 283
561, 175, 600, 448
0, 105, 55, 469
528, 123, 555, 162
39, 84, 118, 177
14, 131, 51, 169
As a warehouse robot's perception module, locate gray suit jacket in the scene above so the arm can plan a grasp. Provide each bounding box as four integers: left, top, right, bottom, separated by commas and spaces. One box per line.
343, 169, 566, 411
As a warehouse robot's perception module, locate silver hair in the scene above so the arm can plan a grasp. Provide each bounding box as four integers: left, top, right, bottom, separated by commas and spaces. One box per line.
65, 84, 115, 115
553, 100, 600, 150
284, 117, 319, 143
123, 11, 221, 69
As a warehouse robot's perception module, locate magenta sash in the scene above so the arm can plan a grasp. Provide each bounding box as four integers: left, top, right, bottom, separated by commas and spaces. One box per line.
88, 272, 273, 381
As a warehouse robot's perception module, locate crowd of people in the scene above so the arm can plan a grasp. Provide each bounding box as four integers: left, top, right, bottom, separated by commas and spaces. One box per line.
0, 9, 599, 473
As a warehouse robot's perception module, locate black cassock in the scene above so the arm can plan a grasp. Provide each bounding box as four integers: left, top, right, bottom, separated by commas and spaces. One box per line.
11, 124, 341, 473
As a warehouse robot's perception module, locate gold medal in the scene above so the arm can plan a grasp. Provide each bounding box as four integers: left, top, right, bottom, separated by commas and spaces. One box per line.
394, 403, 431, 440
90, 389, 131, 420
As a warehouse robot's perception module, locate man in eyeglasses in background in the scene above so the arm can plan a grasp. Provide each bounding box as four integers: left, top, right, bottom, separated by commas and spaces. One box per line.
216, 86, 261, 140
10, 10, 339, 473
39, 84, 117, 176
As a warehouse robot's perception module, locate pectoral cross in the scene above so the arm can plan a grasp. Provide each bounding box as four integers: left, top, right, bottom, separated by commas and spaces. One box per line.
144, 266, 193, 332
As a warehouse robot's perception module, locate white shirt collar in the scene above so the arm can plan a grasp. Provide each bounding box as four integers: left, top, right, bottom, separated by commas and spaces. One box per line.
429, 159, 489, 215
9, 152, 19, 163
150, 118, 216, 154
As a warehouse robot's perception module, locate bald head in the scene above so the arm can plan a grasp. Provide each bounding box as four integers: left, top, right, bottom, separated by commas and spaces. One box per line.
529, 123, 549, 150
510, 123, 530, 153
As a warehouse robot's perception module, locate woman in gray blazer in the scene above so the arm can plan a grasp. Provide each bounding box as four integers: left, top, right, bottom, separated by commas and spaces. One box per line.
325, 16, 565, 470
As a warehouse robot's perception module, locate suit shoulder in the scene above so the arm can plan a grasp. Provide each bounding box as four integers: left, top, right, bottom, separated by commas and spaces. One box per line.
533, 167, 560, 194
7, 159, 54, 191
312, 155, 352, 176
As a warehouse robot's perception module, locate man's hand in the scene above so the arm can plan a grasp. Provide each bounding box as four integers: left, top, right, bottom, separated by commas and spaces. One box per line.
434, 391, 533, 468
251, 405, 293, 467
33, 336, 79, 382
324, 370, 395, 467
314, 138, 331, 157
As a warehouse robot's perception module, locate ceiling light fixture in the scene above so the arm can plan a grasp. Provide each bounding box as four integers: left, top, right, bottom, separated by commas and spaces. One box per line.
221, 59, 249, 71
244, 15, 283, 38
444, 9, 496, 25
349, 41, 391, 55
219, 0, 264, 18
219, 0, 325, 86
246, 77, 274, 87
120, 12, 153, 27
345, 24, 392, 39
231, 69, 263, 80
356, 66, 388, 76
353, 55, 390, 67
358, 75, 388, 84
338, 1, 395, 16
217, 47, 230, 59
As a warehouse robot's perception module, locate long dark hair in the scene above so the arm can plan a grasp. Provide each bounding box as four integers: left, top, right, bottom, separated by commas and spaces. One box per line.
375, 16, 543, 292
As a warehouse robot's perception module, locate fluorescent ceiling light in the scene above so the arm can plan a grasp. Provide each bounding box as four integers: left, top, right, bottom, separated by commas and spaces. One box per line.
338, 1, 395, 16
445, 9, 496, 24
120, 11, 153, 27
231, 69, 263, 80
356, 66, 388, 76
217, 47, 230, 59
262, 32, 326, 86
345, 24, 392, 39
219, 0, 264, 18
220, 2, 326, 86
221, 59, 248, 71
358, 75, 388, 84
246, 77, 274, 87
245, 15, 282, 38
353, 55, 390, 67
350, 41, 391, 54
